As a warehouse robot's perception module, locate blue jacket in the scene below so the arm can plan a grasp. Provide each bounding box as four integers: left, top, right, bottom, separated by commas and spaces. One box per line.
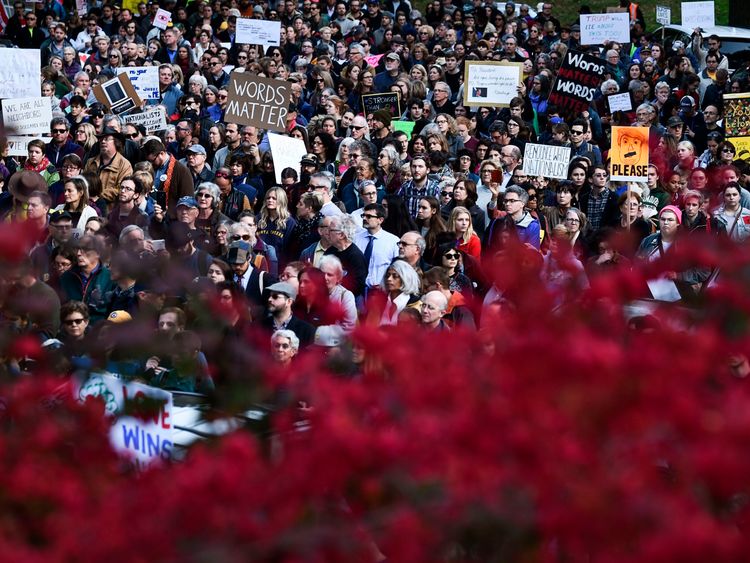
147, 84, 183, 116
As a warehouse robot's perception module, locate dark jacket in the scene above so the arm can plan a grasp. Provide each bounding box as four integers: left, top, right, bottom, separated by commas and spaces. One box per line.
45, 140, 85, 169
577, 187, 620, 231
261, 315, 316, 348
59, 264, 116, 324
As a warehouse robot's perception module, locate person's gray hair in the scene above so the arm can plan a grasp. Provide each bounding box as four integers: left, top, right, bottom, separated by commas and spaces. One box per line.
311, 171, 335, 196
351, 139, 375, 159
505, 184, 529, 206
349, 43, 365, 55
358, 179, 377, 194
434, 81, 452, 98
420, 122, 439, 137
606, 49, 619, 60
628, 80, 645, 93
319, 254, 344, 277
73, 70, 90, 83
438, 176, 456, 190
103, 114, 122, 128
382, 259, 421, 296
188, 74, 208, 89
196, 181, 221, 209
636, 102, 655, 116
600, 79, 619, 94
404, 230, 426, 256
654, 81, 671, 93
329, 214, 357, 241
421, 289, 449, 312
272, 329, 299, 352
50, 116, 69, 130
379, 145, 401, 173
506, 145, 522, 161
119, 224, 146, 245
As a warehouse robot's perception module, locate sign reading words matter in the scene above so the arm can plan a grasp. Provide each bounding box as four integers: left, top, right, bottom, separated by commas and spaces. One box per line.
681, 1, 715, 28
236, 18, 281, 47
523, 144, 571, 179
224, 73, 290, 133
580, 13, 630, 45
2, 97, 52, 135
548, 50, 605, 115
0, 49, 40, 98
463, 61, 522, 107
610, 126, 650, 182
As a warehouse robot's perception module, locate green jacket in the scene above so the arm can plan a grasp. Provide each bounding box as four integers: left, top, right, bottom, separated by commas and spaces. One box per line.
59, 264, 116, 324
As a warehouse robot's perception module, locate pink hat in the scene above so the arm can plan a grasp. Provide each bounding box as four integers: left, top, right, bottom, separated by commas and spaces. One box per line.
659, 205, 682, 225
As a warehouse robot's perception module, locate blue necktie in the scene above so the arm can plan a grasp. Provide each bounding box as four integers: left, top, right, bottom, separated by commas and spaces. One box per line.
363, 234, 374, 266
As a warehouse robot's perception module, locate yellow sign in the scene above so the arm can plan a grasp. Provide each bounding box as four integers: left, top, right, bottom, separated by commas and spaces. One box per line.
609, 126, 649, 182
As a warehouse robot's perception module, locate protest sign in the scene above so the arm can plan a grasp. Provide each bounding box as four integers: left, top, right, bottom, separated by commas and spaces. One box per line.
656, 5, 671, 25
236, 18, 281, 47
463, 61, 523, 107
723, 93, 750, 158
523, 143, 571, 180
224, 73, 290, 133
608, 92, 632, 113
154, 8, 171, 29
548, 50, 605, 115
6, 136, 46, 157
681, 1, 714, 28
610, 126, 649, 182
76, 373, 173, 469
580, 13, 630, 45
76, 0, 87, 16
2, 97, 52, 135
121, 66, 159, 100
268, 132, 307, 184
392, 120, 415, 140
365, 54, 384, 67
122, 106, 168, 133
0, 49, 40, 98
362, 92, 401, 117
93, 74, 142, 115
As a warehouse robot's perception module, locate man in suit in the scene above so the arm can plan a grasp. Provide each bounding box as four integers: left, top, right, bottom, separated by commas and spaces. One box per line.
261, 281, 316, 348
226, 241, 277, 309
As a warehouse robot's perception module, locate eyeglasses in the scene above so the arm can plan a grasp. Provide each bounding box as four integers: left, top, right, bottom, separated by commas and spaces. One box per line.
351, 126, 365, 131
269, 293, 288, 300
61, 165, 80, 171
565, 217, 580, 223
397, 241, 417, 247
440, 191, 452, 198
218, 94, 228, 99
232, 234, 251, 241
722, 148, 735, 153
63, 317, 86, 325
504, 198, 521, 204
126, 133, 139, 139
570, 130, 584, 135
215, 172, 229, 178
196, 192, 212, 199
120, 185, 135, 192
593, 173, 608, 178
443, 252, 460, 259
52, 128, 67, 134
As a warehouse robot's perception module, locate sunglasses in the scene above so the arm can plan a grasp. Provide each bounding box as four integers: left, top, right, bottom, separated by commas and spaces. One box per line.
232, 234, 252, 241
63, 317, 86, 325
196, 192, 212, 199
52, 128, 67, 134
443, 252, 460, 259
214, 171, 229, 178
441, 191, 452, 197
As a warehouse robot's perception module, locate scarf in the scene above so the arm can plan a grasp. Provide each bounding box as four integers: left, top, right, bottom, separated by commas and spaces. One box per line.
24, 156, 52, 174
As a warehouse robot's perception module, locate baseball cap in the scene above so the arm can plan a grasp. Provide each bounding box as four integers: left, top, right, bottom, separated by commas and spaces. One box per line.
107, 310, 132, 323
176, 196, 198, 208
680, 95, 695, 108
187, 144, 207, 155
266, 281, 298, 300
667, 116, 684, 127
386, 52, 400, 61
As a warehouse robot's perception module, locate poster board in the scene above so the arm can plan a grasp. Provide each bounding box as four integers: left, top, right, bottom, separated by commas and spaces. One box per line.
0, 49, 40, 98
6, 135, 46, 157
154, 8, 171, 30
462, 61, 523, 108
609, 126, 649, 182
236, 18, 281, 48
122, 106, 168, 133
224, 73, 290, 133
362, 92, 401, 117
121, 66, 160, 100
1, 97, 52, 135
681, 1, 715, 28
580, 13, 630, 45
392, 120, 415, 140
93, 74, 142, 115
607, 92, 633, 113
723, 93, 750, 159
522, 143, 571, 179
548, 50, 605, 115
268, 132, 307, 184
656, 5, 671, 25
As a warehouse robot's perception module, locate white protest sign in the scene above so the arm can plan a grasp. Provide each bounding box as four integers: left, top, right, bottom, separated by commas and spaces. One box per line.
608, 92, 632, 113
580, 13, 630, 45
0, 49, 40, 98
656, 5, 671, 25
121, 66, 159, 100
522, 143, 571, 180
268, 132, 307, 184
76, 373, 174, 469
154, 8, 171, 30
236, 18, 281, 48
122, 106, 168, 133
462, 61, 522, 107
2, 97, 53, 135
6, 136, 46, 157
76, 0, 87, 16
681, 1, 714, 28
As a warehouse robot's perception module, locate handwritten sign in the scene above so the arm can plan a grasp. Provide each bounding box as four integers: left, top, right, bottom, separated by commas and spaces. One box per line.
6, 135, 46, 157
463, 61, 523, 108
236, 18, 281, 47
362, 92, 401, 117
580, 13, 630, 45
610, 126, 649, 182
268, 132, 307, 184
365, 54, 384, 67
121, 66, 159, 100
681, 1, 714, 28
76, 373, 174, 469
608, 92, 633, 113
0, 49, 40, 98
656, 5, 671, 25
2, 97, 52, 135
548, 50, 605, 115
76, 0, 87, 16
523, 143, 571, 179
154, 8, 171, 30
723, 93, 750, 157
224, 73, 290, 132
122, 106, 168, 133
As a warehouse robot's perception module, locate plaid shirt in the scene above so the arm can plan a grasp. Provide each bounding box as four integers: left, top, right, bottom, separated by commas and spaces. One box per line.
586, 188, 610, 231
400, 178, 441, 218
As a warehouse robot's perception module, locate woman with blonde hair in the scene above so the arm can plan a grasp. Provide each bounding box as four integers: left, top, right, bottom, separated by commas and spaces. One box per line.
256, 186, 297, 260
447, 205, 481, 259
409, 63, 428, 87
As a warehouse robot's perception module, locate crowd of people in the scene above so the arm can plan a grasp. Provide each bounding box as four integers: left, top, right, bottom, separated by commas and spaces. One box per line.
0, 0, 747, 387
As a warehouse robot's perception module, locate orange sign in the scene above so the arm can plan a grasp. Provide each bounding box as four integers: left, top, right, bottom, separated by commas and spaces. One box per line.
610, 126, 649, 182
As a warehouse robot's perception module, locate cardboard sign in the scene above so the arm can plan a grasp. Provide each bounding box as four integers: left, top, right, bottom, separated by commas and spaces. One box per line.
76, 373, 174, 469
2, 97, 52, 135
268, 132, 307, 184
236, 18, 281, 47
580, 13, 630, 45
224, 73, 290, 132
6, 135, 46, 157
362, 92, 401, 117
93, 74, 142, 115
392, 120, 415, 140
681, 1, 714, 28
463, 61, 523, 108
610, 126, 649, 181
548, 50, 605, 115
122, 106, 168, 133
121, 66, 159, 100
656, 5, 671, 25
0, 49, 40, 98
607, 92, 633, 113
723, 93, 750, 159
522, 143, 571, 180
154, 8, 171, 30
